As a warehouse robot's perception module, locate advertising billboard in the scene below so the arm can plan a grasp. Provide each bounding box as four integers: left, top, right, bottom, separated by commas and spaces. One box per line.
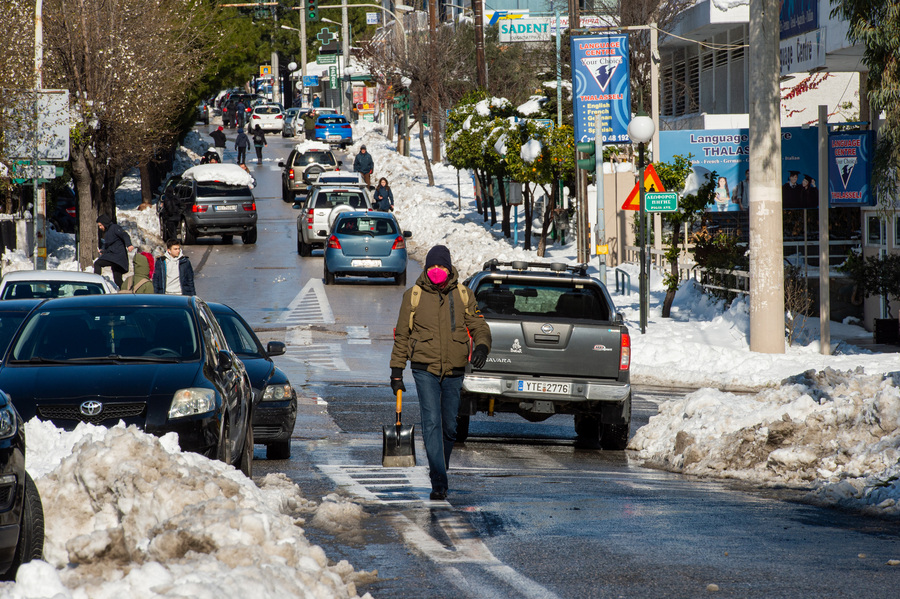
829, 131, 875, 207
570, 34, 631, 144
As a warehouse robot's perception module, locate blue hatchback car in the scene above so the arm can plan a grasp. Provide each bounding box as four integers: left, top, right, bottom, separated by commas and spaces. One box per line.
313, 115, 353, 148
323, 212, 411, 285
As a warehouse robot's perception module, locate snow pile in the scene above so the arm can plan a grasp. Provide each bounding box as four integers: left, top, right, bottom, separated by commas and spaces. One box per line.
629, 368, 900, 515
292, 141, 334, 153
520, 138, 542, 163
182, 163, 255, 187
517, 97, 543, 115
5, 421, 374, 598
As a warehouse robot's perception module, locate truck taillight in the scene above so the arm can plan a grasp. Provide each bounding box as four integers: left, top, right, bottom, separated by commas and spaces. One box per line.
327, 235, 341, 249
619, 331, 631, 370
391, 235, 405, 250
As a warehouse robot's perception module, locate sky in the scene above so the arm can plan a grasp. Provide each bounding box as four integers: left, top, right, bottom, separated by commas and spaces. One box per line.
1, 112, 899, 595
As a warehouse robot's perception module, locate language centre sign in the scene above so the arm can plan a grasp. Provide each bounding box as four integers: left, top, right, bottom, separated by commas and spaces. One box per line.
828, 131, 874, 206
570, 34, 630, 144
659, 128, 820, 212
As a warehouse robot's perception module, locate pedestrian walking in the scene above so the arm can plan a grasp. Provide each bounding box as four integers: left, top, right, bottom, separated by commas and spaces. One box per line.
210, 126, 227, 161
235, 127, 250, 165
252, 125, 267, 165
152, 239, 196, 296
389, 245, 491, 501
235, 99, 246, 128
94, 214, 134, 287
373, 177, 394, 211
353, 145, 374, 187
303, 110, 316, 140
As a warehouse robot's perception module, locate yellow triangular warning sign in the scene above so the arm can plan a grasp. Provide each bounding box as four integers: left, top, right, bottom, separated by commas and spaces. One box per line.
621, 164, 666, 211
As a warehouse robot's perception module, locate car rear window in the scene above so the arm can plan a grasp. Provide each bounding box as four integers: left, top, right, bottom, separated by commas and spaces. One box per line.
10, 306, 201, 361
334, 216, 397, 236
319, 117, 347, 125
473, 282, 609, 320
315, 191, 367, 209
2, 282, 105, 300
299, 151, 336, 166
196, 183, 252, 198
256, 106, 281, 115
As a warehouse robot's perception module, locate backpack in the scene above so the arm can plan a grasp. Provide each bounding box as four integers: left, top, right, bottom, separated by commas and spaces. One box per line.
407, 284, 471, 331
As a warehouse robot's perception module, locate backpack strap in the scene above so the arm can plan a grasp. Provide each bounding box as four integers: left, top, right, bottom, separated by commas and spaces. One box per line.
407, 284, 471, 332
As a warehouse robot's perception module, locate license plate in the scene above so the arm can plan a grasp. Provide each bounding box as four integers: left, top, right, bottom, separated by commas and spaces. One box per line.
327, 134, 341, 141
517, 380, 571, 395
350, 259, 382, 267
215, 205, 236, 211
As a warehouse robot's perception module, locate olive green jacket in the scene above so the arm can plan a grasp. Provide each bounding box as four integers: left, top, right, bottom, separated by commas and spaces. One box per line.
390, 267, 491, 377
123, 253, 155, 294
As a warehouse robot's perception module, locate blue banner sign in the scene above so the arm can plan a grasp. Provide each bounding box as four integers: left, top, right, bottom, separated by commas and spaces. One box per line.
780, 0, 818, 40
570, 34, 631, 144
829, 131, 875, 207
659, 127, 820, 211
302, 76, 319, 87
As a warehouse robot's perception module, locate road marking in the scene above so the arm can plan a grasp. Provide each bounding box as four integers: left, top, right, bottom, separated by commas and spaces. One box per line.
279, 277, 334, 325
317, 464, 434, 504
346, 325, 371, 345
283, 341, 349, 371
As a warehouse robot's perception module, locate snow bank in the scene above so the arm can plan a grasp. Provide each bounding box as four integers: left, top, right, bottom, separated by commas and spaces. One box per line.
182, 163, 255, 187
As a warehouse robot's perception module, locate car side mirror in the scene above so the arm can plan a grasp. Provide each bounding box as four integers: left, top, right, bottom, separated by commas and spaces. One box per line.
403, 231, 412, 238
266, 341, 286, 356
217, 350, 233, 371
278, 161, 285, 167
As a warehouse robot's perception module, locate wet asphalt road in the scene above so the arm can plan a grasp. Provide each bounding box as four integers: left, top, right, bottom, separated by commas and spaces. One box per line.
191, 126, 900, 598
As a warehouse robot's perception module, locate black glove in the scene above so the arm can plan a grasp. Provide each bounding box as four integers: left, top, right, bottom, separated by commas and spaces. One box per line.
390, 378, 406, 393
471, 344, 489, 369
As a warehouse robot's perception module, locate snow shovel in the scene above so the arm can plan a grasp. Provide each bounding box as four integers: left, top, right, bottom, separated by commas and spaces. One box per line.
382, 389, 416, 467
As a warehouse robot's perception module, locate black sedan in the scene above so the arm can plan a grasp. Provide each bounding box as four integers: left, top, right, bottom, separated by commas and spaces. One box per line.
209, 303, 297, 459
0, 390, 43, 581
0, 299, 44, 355
0, 294, 254, 476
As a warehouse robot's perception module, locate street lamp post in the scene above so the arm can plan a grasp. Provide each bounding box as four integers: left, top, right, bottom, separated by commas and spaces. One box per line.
627, 113, 655, 335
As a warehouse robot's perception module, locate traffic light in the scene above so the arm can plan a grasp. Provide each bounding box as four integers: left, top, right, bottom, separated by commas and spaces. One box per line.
307, 0, 319, 22
576, 141, 596, 171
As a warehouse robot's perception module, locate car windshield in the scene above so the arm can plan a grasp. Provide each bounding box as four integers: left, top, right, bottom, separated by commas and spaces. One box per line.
196, 182, 252, 198
300, 151, 336, 166
2, 281, 105, 300
0, 311, 29, 354
335, 216, 397, 236
10, 306, 201, 362
315, 191, 367, 209
319, 117, 347, 125
214, 312, 264, 358
473, 282, 609, 320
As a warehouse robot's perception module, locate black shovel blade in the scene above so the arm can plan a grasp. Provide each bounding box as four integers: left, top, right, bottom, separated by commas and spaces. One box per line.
382, 423, 416, 467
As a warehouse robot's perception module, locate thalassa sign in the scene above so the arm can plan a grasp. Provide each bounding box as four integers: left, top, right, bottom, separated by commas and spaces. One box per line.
499, 18, 550, 42
3, 89, 70, 161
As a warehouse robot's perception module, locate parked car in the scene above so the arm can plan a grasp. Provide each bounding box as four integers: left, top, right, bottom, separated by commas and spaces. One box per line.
171, 164, 258, 244
0, 389, 44, 581
49, 186, 77, 233
282, 107, 302, 137
313, 114, 353, 148
0, 270, 118, 299
0, 294, 255, 476
295, 185, 373, 256
250, 105, 284, 133
197, 102, 210, 125
323, 211, 411, 285
209, 303, 296, 459
310, 172, 365, 187
0, 299, 43, 354
279, 145, 342, 203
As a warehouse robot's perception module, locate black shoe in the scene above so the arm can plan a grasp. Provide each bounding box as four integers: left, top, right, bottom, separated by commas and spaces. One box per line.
429, 490, 448, 501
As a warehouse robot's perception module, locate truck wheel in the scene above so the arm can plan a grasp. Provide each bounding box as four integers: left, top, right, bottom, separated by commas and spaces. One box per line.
573, 415, 601, 449
455, 415, 470, 444
299, 239, 311, 257
267, 441, 291, 460
600, 399, 632, 450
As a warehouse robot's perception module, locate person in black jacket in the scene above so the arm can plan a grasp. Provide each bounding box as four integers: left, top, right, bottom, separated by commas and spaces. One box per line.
152, 239, 195, 296
373, 177, 394, 211
235, 127, 250, 165
353, 145, 374, 187
210, 126, 227, 161
94, 214, 134, 287
252, 125, 267, 165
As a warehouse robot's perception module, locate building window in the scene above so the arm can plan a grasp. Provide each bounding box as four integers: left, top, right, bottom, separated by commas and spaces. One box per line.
894, 214, 900, 248
867, 215, 885, 246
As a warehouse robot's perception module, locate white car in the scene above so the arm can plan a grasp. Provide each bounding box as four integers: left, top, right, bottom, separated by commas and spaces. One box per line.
0, 270, 118, 300
249, 105, 284, 132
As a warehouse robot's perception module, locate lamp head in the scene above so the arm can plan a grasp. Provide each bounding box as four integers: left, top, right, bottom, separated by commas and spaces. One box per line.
288, 62, 297, 71
627, 114, 655, 144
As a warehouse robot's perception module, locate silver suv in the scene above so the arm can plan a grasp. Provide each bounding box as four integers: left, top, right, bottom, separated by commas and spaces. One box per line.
175, 164, 258, 244
279, 146, 342, 203
295, 185, 373, 256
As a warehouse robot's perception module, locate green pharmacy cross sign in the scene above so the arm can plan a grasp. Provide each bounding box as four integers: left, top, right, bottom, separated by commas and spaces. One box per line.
317, 28, 335, 45
645, 192, 679, 212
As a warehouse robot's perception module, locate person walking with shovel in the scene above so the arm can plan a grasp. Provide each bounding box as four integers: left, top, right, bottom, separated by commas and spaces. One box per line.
389, 245, 491, 501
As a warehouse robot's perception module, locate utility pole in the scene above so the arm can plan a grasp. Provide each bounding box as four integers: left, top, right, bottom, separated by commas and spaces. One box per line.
818, 105, 831, 355
748, 0, 785, 354
429, 0, 441, 163
300, 5, 308, 105
570, 0, 584, 259
474, 0, 487, 88
341, 0, 350, 119
33, 0, 46, 270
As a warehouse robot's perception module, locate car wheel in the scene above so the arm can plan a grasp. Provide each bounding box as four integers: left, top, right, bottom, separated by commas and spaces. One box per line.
267, 440, 291, 460
1, 473, 44, 581
241, 227, 258, 244
573, 414, 601, 450
600, 398, 631, 451
222, 234, 233, 244
181, 219, 196, 244
238, 423, 253, 478
455, 415, 470, 444
394, 269, 407, 286
282, 185, 295, 203
324, 265, 335, 285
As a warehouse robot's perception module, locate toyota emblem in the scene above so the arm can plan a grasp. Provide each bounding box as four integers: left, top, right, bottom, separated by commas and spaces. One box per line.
80, 400, 103, 416
541, 324, 554, 334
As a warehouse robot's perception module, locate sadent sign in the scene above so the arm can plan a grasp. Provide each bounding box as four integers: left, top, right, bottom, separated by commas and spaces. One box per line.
499, 18, 550, 42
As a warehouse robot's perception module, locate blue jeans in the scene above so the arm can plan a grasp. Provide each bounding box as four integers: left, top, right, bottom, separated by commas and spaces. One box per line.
412, 370, 463, 492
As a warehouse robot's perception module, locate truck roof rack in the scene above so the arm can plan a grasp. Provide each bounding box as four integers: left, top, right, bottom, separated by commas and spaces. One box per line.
481, 259, 588, 276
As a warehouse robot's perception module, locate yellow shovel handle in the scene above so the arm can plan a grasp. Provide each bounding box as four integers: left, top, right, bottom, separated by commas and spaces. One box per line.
395, 389, 403, 426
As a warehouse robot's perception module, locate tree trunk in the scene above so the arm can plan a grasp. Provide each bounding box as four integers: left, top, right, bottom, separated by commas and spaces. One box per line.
661, 258, 679, 318
478, 171, 491, 224
139, 161, 154, 206
538, 182, 556, 257
499, 177, 510, 237
71, 146, 99, 270
431, 108, 441, 164
418, 117, 434, 186
488, 176, 497, 226
523, 183, 533, 251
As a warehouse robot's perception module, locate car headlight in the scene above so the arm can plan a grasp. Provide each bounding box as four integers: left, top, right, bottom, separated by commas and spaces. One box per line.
0, 404, 17, 439
168, 388, 216, 419
262, 383, 293, 401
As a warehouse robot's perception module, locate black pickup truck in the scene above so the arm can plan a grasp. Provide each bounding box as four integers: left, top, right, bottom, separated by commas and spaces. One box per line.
460, 260, 631, 449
